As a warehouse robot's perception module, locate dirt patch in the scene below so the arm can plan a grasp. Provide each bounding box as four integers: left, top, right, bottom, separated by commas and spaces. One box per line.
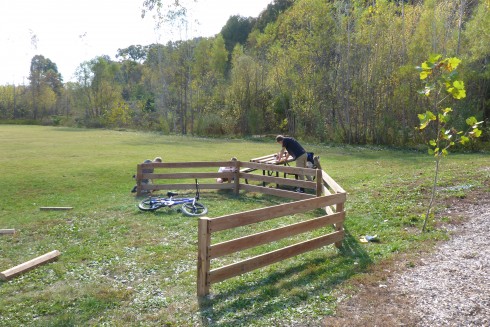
323, 189, 490, 327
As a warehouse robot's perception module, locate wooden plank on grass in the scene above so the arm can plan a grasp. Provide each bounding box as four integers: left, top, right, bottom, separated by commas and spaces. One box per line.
0, 250, 61, 281
40, 207, 73, 211
0, 229, 16, 235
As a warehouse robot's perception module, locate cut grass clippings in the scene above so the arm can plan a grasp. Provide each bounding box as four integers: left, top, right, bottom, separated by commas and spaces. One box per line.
0, 125, 488, 326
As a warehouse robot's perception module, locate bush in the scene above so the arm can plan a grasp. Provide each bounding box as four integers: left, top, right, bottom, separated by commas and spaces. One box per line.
196, 113, 226, 136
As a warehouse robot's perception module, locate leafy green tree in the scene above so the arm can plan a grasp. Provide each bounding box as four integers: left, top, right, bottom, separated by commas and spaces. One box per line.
74, 56, 123, 126
189, 36, 228, 135
210, 35, 228, 80
29, 55, 63, 95
220, 15, 256, 56
254, 0, 295, 33
28, 55, 63, 120
116, 45, 148, 62
0, 85, 15, 119
461, 0, 490, 128
105, 100, 131, 127
416, 55, 482, 232
227, 44, 266, 135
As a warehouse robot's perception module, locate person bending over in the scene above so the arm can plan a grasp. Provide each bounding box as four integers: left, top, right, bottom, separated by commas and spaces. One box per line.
276, 135, 310, 192
216, 157, 238, 183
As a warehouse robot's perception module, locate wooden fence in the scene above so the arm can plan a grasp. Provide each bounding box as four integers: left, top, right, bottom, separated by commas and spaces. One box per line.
134, 160, 346, 297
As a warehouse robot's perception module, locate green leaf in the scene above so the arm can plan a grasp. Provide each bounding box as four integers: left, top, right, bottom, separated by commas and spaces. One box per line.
447, 81, 466, 99
446, 57, 461, 71
429, 140, 437, 146
428, 148, 434, 155
420, 71, 429, 80
426, 111, 436, 120
471, 128, 482, 138
439, 113, 448, 123
466, 116, 478, 126
421, 61, 431, 70
441, 148, 448, 156
418, 112, 435, 130
428, 54, 442, 63
443, 107, 452, 115
460, 135, 469, 144
453, 80, 465, 90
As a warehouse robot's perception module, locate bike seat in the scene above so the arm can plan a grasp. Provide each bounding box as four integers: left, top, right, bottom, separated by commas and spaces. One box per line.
167, 191, 179, 197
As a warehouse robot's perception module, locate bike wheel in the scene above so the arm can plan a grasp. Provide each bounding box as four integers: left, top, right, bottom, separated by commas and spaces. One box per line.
138, 198, 162, 211
181, 202, 208, 216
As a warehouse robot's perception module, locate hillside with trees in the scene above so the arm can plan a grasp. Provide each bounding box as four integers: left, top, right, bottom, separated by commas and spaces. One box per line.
0, 0, 488, 146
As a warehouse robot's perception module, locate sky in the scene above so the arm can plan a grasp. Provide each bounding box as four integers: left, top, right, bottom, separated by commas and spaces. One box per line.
0, 0, 271, 85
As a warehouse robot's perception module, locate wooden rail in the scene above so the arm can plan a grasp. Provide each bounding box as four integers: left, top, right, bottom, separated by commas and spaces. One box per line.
135, 160, 324, 198
197, 193, 346, 296
133, 159, 346, 297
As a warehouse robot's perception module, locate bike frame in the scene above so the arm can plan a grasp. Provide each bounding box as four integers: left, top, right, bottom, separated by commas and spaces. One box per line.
153, 195, 196, 208
138, 179, 207, 215
150, 179, 200, 208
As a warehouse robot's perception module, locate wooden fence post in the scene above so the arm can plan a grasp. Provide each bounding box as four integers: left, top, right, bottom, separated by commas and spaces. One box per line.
197, 218, 211, 297
136, 164, 143, 196
334, 201, 344, 248
234, 161, 240, 195
316, 169, 322, 196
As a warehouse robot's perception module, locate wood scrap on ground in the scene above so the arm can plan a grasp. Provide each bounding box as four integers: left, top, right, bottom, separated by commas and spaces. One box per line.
40, 207, 73, 211
0, 250, 61, 281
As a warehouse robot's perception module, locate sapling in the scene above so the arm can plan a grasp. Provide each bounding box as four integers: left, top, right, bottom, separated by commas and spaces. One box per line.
416, 54, 482, 232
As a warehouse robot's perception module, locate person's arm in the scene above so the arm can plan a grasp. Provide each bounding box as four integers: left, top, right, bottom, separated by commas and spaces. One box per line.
277, 147, 286, 163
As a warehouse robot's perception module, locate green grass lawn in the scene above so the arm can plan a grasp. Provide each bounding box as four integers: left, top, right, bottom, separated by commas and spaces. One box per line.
0, 125, 488, 326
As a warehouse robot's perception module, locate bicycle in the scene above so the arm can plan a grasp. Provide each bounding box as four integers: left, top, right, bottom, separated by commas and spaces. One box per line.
137, 179, 208, 216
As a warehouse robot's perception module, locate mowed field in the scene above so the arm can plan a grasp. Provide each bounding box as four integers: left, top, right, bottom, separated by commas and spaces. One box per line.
0, 125, 488, 326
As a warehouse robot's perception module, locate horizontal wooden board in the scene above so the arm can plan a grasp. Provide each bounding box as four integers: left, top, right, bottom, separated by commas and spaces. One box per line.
209, 211, 345, 258
239, 173, 316, 188
241, 161, 317, 175
322, 171, 345, 193
208, 193, 346, 232
146, 172, 222, 179
209, 230, 344, 284
140, 161, 229, 168
239, 184, 314, 200
144, 183, 234, 191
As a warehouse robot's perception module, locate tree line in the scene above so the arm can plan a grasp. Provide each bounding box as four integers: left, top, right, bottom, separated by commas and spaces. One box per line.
0, 0, 488, 146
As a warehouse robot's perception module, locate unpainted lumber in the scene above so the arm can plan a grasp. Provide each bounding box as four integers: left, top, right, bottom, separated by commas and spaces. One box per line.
40, 207, 73, 211
0, 250, 61, 281
0, 229, 16, 235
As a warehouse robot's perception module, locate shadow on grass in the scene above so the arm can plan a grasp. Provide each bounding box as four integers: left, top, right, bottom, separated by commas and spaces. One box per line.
198, 228, 372, 326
